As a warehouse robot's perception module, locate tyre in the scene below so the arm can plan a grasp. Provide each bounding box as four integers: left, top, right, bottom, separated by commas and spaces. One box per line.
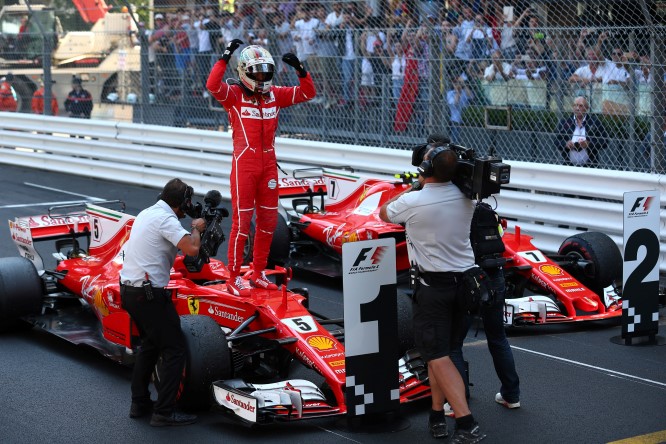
558, 232, 622, 293
396, 291, 414, 357
178, 315, 233, 411
243, 215, 291, 267
0, 257, 43, 333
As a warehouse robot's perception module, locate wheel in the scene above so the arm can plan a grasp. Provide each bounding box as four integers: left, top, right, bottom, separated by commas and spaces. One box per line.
396, 291, 414, 358
0, 257, 43, 332
243, 215, 291, 267
558, 232, 622, 293
178, 315, 233, 411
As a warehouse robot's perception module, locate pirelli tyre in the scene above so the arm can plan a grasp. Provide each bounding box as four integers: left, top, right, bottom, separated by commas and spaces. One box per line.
154, 315, 233, 411
558, 232, 622, 294
178, 315, 233, 411
0, 257, 43, 333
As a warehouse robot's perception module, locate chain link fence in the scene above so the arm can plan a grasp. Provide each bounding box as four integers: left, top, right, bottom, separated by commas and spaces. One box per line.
1, 0, 665, 172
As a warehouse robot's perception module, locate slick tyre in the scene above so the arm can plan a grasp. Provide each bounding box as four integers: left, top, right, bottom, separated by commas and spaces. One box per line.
558, 232, 622, 294
0, 257, 42, 333
178, 315, 233, 411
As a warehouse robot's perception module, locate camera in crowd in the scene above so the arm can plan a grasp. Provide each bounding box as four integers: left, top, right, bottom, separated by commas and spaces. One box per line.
183, 190, 229, 273
411, 134, 511, 200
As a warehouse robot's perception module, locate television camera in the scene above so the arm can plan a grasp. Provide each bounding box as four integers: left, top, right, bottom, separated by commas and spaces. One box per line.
411, 134, 511, 200
183, 190, 229, 272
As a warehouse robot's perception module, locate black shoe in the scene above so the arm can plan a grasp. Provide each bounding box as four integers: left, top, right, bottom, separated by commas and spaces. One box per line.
428, 417, 449, 439
450, 423, 486, 444
150, 411, 197, 427
129, 401, 153, 418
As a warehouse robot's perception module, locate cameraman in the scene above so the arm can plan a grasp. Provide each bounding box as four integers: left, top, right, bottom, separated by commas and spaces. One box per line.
379, 146, 486, 443
120, 178, 206, 427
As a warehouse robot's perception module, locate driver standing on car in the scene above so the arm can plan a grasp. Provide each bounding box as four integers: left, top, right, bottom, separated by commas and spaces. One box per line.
119, 178, 206, 427
206, 39, 315, 297
379, 146, 486, 443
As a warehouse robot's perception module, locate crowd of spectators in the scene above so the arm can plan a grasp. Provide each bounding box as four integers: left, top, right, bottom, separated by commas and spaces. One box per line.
144, 2, 659, 151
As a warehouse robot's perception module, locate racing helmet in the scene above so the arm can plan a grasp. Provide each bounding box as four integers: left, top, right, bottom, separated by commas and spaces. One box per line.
237, 45, 275, 94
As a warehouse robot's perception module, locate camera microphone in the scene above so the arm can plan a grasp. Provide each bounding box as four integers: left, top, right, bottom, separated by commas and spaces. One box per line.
426, 133, 450, 146
204, 190, 222, 208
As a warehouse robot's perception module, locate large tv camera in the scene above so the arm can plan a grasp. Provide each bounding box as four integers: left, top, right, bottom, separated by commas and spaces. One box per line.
183, 190, 229, 273
411, 135, 511, 200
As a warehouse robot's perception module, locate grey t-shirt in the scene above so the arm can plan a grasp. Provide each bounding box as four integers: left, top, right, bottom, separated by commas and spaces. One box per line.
386, 182, 476, 273
120, 200, 189, 287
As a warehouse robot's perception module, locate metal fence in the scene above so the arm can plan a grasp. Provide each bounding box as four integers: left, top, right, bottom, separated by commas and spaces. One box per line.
1, 0, 665, 172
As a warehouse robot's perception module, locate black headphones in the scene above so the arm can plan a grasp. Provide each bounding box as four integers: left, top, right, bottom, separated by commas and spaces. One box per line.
180, 185, 194, 215
417, 145, 449, 178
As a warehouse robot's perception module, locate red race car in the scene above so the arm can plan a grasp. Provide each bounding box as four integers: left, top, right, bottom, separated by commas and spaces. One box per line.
270, 168, 624, 326
2, 197, 429, 424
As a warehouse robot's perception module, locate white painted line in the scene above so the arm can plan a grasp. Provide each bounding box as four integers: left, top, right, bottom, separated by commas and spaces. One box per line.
24, 182, 104, 200
511, 345, 666, 389
0, 200, 93, 209
316, 426, 363, 443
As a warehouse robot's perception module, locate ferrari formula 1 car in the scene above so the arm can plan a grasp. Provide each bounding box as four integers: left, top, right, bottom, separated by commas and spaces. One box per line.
268, 168, 624, 327
1, 198, 429, 424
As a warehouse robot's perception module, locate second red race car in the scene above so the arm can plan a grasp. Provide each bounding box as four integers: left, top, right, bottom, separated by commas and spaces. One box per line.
267, 165, 624, 327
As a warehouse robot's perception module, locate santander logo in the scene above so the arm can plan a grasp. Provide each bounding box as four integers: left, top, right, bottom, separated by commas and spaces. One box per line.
226, 393, 256, 412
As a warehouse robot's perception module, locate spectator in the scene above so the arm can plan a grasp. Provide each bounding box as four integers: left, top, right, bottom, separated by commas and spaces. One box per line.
453, 6, 475, 65
547, 47, 576, 112
413, 24, 431, 128
174, 14, 193, 77
555, 96, 607, 167
441, 20, 460, 84
568, 47, 605, 99
292, 3, 320, 76
194, 9, 214, 90
359, 31, 376, 107
221, 13, 248, 71
0, 73, 18, 112
446, 76, 472, 143
339, 2, 360, 106
600, 46, 631, 115
500, 7, 529, 61
314, 3, 343, 108
484, 50, 512, 82
388, 31, 407, 102
466, 14, 495, 60
64, 76, 92, 119
31, 78, 58, 116
518, 14, 547, 57
270, 13, 295, 83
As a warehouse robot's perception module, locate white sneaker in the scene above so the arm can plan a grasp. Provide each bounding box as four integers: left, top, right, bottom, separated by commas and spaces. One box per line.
495, 392, 520, 409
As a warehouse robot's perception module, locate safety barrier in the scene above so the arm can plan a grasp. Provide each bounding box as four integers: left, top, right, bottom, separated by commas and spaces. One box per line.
1, 112, 665, 273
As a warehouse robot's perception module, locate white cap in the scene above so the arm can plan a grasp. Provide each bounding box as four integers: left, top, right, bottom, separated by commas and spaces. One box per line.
155, 13, 164, 20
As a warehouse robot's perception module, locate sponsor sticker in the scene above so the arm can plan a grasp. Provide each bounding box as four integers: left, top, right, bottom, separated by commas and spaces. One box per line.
214, 386, 257, 422
187, 297, 199, 314
307, 335, 336, 351
560, 282, 579, 288
539, 264, 564, 276
329, 360, 345, 367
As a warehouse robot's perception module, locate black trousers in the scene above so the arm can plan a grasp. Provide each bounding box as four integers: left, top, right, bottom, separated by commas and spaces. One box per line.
121, 285, 186, 416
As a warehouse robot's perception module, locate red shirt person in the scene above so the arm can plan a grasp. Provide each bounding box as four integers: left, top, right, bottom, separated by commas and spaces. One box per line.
0, 73, 18, 112
206, 40, 315, 296
31, 81, 59, 116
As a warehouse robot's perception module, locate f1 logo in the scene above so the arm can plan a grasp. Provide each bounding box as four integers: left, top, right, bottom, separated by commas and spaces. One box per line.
352, 246, 387, 267
630, 196, 653, 213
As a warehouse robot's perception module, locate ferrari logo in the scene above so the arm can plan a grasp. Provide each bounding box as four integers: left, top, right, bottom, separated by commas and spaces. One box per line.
188, 297, 199, 315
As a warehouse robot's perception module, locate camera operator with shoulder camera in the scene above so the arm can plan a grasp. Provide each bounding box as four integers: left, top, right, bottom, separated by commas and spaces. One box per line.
379, 143, 486, 443
119, 178, 206, 427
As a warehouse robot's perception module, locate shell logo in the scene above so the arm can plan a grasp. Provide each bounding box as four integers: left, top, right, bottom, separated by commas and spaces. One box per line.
539, 264, 564, 276
93, 287, 110, 317
307, 335, 336, 351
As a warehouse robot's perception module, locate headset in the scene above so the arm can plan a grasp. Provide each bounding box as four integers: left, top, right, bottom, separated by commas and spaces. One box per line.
417, 145, 450, 178
180, 185, 194, 216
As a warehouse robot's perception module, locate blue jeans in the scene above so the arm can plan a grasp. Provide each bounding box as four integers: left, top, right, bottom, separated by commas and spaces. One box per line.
341, 58, 357, 103
450, 267, 520, 402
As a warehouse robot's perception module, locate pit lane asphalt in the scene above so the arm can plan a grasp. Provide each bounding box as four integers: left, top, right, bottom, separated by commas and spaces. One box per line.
1, 165, 665, 444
